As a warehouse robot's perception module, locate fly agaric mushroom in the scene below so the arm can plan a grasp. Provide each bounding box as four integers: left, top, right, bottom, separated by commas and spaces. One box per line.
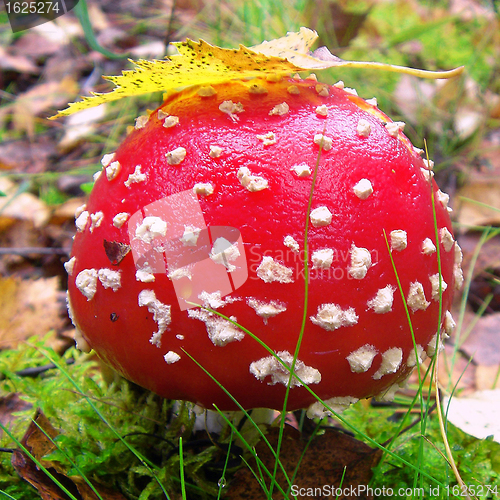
65, 75, 462, 416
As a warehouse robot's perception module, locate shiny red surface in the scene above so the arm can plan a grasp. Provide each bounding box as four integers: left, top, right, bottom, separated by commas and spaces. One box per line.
68, 78, 456, 411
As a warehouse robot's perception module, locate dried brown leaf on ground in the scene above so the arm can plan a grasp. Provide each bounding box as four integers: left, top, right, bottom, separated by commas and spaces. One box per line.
4, 78, 78, 139
0, 276, 66, 350
0, 394, 33, 438
226, 425, 381, 499
455, 130, 500, 230
0, 178, 50, 229
461, 313, 500, 366
11, 409, 128, 500
0, 135, 58, 173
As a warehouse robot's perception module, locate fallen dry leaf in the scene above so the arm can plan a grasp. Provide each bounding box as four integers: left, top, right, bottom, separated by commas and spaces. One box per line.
8, 77, 78, 138
58, 105, 107, 152
226, 425, 381, 499
0, 276, 66, 349
0, 394, 33, 438
461, 313, 500, 366
0, 177, 50, 229
443, 389, 500, 443
455, 132, 500, 229
0, 45, 39, 74
12, 409, 128, 500
475, 364, 500, 391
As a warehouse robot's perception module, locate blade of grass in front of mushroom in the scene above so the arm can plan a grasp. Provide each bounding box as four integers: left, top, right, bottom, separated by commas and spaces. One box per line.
268, 121, 327, 499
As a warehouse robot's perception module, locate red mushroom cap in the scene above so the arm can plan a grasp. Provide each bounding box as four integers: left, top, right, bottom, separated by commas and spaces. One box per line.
66, 76, 462, 414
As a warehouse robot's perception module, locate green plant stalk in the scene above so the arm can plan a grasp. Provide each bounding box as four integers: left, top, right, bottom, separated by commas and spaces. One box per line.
270, 122, 327, 500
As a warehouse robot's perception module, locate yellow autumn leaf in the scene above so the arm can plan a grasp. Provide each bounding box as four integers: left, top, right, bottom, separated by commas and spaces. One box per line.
50, 27, 463, 119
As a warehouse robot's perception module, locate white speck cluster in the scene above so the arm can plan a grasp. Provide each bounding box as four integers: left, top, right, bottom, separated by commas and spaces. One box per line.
283, 235, 300, 253
113, 212, 130, 228
290, 163, 311, 177
367, 285, 395, 314
125, 165, 147, 187
346, 344, 377, 373
138, 290, 171, 347
348, 245, 371, 279
373, 347, 403, 380
98, 269, 121, 291
106, 161, 121, 181
390, 230, 407, 251
166, 147, 187, 165
312, 248, 334, 269
310, 206, 332, 227
219, 100, 244, 121
429, 273, 448, 300
421, 237, 436, 255
75, 211, 89, 232
313, 133, 333, 150
75, 269, 98, 300
249, 351, 321, 387
193, 182, 214, 196
269, 102, 289, 116
64, 257, 76, 276
439, 227, 455, 252
89, 212, 104, 233
407, 281, 430, 312
247, 298, 286, 323
385, 121, 405, 137
209, 238, 240, 272
209, 145, 223, 158
306, 396, 359, 418
237, 166, 269, 192
256, 256, 294, 283
163, 116, 179, 128
256, 132, 276, 146
356, 119, 371, 137
315, 104, 328, 117
181, 225, 201, 246
353, 178, 373, 199
164, 351, 181, 364
134, 216, 167, 244
187, 309, 244, 346
310, 303, 358, 331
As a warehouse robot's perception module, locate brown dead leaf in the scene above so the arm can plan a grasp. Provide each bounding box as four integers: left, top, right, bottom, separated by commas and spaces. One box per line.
455, 132, 500, 229
0, 177, 50, 229
0, 276, 65, 349
0, 135, 57, 173
475, 364, 500, 391
226, 425, 381, 499
9, 77, 78, 138
12, 409, 128, 500
58, 105, 107, 152
0, 46, 39, 74
0, 394, 32, 437
461, 313, 500, 366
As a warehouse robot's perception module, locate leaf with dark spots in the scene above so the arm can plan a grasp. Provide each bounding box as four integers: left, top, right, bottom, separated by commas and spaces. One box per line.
103, 240, 130, 266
